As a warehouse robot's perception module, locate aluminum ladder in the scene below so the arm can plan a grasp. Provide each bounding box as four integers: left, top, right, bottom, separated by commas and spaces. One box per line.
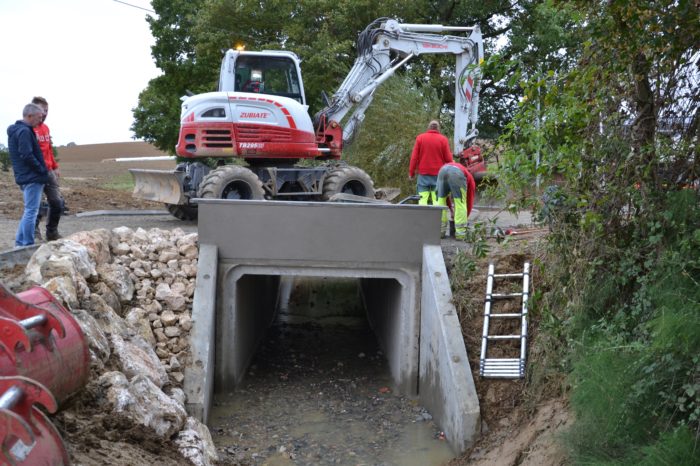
479, 261, 530, 378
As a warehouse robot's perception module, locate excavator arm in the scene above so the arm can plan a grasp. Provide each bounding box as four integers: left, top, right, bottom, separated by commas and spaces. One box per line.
316, 18, 484, 156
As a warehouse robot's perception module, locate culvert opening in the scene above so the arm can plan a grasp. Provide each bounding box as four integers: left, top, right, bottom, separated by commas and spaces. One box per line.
209, 275, 455, 465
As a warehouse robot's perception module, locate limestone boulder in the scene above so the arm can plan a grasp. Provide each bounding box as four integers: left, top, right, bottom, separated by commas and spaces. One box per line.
72, 309, 110, 364
96, 263, 134, 303
98, 372, 187, 438
132, 228, 151, 244
41, 276, 80, 310
110, 333, 168, 388
84, 294, 129, 337
125, 307, 156, 347
26, 239, 96, 284
158, 249, 180, 263
67, 229, 113, 266
179, 244, 199, 260
92, 281, 122, 316
174, 417, 219, 466
155, 283, 187, 311
111, 226, 135, 246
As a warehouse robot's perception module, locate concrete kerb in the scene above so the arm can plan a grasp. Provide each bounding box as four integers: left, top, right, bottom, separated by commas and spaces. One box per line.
0, 244, 40, 269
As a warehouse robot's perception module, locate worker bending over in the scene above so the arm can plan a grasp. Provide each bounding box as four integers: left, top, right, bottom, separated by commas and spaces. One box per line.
436, 162, 476, 239
408, 120, 453, 205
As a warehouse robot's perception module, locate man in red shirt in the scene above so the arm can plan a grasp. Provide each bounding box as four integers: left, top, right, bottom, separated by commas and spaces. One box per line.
408, 120, 453, 205
436, 161, 476, 239
32, 96, 64, 241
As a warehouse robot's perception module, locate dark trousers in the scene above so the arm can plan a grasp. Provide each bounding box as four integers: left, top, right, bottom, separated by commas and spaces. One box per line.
37, 170, 63, 234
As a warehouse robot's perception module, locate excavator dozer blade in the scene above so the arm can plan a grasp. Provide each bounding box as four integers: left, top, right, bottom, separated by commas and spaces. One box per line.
129, 168, 187, 205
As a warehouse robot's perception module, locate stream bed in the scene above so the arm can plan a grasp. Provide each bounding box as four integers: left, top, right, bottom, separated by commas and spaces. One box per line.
209, 277, 455, 465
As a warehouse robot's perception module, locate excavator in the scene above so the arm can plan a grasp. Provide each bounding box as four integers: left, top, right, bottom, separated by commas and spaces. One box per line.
130, 18, 485, 220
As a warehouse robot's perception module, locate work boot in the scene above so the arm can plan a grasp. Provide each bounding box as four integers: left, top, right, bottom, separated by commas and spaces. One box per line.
46, 231, 63, 241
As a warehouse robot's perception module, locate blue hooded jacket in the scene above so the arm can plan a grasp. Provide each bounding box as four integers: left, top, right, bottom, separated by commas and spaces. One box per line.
7, 120, 48, 186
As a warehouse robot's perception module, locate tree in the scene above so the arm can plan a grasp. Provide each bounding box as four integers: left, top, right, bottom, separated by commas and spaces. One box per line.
496, 1, 699, 463
132, 1, 581, 154
131, 0, 213, 153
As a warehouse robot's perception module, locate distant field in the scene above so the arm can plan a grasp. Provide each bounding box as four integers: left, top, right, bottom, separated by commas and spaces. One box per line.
1, 141, 176, 220
57, 141, 169, 163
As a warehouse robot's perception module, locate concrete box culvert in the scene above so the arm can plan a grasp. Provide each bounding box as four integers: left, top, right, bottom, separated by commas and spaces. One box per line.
215, 265, 419, 396
184, 199, 480, 453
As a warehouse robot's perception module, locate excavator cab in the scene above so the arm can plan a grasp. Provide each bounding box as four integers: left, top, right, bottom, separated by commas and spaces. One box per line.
221, 50, 307, 105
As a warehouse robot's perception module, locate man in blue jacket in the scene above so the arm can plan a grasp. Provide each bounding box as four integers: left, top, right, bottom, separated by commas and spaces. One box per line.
7, 103, 49, 247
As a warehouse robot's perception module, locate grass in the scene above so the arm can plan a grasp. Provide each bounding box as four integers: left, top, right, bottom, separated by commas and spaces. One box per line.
102, 172, 135, 191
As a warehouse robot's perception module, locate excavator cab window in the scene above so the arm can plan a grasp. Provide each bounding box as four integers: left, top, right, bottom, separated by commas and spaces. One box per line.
235, 55, 303, 103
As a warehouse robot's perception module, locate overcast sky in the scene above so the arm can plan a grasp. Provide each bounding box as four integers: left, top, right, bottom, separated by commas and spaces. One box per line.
0, 0, 160, 147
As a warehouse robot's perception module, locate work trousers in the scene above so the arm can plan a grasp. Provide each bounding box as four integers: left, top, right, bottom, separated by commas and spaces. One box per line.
416, 174, 438, 205
37, 170, 63, 235
436, 165, 468, 239
15, 182, 44, 247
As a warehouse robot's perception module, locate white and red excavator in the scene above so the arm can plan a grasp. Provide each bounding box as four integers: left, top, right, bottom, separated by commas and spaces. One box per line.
130, 18, 486, 219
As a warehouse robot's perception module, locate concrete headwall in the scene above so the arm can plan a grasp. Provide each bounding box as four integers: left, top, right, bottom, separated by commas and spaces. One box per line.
419, 244, 481, 452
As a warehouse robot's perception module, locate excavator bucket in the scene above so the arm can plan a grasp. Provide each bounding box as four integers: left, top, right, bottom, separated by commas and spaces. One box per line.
129, 168, 187, 205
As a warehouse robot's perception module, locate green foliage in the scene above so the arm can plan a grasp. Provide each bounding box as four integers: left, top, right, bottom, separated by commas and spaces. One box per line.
562, 190, 700, 463
494, 0, 700, 463
0, 144, 9, 172
131, 0, 214, 153
636, 426, 700, 466
343, 76, 440, 195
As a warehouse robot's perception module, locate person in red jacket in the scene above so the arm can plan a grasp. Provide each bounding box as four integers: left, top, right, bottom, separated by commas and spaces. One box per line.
408, 120, 453, 205
32, 96, 64, 241
436, 161, 476, 239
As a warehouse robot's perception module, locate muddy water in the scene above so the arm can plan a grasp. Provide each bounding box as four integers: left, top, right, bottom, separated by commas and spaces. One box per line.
209, 277, 455, 465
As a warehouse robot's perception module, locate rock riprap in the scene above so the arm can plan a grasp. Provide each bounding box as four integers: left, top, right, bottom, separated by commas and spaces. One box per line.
25, 227, 217, 466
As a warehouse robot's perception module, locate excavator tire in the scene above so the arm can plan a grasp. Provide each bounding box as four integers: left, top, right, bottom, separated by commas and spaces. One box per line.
166, 203, 198, 221
321, 166, 375, 201
198, 165, 265, 200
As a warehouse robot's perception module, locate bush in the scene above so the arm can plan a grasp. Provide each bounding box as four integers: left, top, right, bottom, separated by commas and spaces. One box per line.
0, 145, 9, 172
563, 191, 700, 465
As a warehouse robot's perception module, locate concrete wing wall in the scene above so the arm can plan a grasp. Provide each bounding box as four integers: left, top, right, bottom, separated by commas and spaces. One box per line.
419, 244, 480, 453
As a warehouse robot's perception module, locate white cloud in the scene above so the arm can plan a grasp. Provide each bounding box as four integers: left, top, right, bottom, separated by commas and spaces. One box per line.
0, 0, 160, 147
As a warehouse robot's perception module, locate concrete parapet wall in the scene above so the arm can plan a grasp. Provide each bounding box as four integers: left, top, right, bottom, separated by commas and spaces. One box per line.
419, 244, 480, 453
196, 199, 441, 266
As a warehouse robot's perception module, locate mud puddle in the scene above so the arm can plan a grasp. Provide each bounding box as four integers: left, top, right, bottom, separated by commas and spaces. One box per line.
210, 277, 455, 465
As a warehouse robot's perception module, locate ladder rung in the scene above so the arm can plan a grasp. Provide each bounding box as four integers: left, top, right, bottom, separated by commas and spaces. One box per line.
480, 359, 525, 378
492, 273, 524, 278
488, 293, 524, 299
485, 335, 522, 340
481, 371, 523, 378
486, 313, 523, 318
481, 358, 521, 365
